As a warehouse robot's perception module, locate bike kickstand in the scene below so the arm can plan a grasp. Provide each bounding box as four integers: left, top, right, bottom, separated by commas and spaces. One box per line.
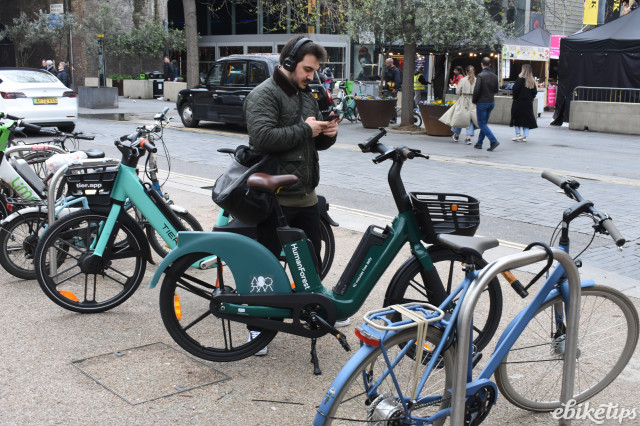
310, 338, 322, 376
310, 313, 351, 352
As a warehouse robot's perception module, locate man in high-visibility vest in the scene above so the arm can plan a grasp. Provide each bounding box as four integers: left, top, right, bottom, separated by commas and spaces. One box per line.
414, 65, 429, 107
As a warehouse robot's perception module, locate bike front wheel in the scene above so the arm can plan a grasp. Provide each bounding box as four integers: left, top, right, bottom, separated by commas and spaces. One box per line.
0, 211, 48, 280
495, 285, 639, 411
384, 246, 503, 352
146, 209, 203, 258
316, 327, 454, 425
34, 210, 147, 313
159, 252, 278, 362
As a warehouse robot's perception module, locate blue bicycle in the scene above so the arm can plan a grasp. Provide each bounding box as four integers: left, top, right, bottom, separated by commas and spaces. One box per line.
315, 171, 638, 424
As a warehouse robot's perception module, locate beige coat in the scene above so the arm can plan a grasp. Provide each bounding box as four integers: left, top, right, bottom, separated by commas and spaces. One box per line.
439, 76, 478, 128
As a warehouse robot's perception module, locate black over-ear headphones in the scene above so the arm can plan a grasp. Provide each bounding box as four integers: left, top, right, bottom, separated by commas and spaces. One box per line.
282, 37, 312, 72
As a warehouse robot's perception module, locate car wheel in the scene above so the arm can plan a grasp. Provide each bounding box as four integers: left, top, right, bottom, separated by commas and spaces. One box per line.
180, 103, 199, 128
57, 123, 76, 133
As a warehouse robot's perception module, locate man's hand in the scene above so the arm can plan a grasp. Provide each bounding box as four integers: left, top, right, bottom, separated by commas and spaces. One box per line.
322, 117, 339, 137
305, 117, 329, 137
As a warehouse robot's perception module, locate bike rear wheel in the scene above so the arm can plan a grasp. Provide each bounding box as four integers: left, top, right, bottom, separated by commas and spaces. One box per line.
495, 285, 639, 411
384, 246, 503, 352
0, 211, 48, 280
34, 210, 147, 313
159, 251, 278, 361
146, 209, 203, 258
317, 327, 454, 425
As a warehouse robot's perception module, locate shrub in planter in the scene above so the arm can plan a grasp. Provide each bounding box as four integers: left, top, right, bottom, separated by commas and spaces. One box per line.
354, 95, 397, 128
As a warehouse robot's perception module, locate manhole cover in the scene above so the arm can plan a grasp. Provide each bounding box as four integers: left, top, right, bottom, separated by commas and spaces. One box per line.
72, 342, 229, 405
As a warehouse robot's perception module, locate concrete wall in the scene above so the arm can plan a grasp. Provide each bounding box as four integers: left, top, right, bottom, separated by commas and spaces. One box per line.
78, 87, 119, 109
163, 82, 187, 102
84, 77, 113, 88
123, 79, 153, 99
569, 101, 640, 135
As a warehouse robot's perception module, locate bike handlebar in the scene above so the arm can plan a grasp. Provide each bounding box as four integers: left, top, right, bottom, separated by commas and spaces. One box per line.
542, 170, 625, 247
140, 139, 157, 153
0, 113, 23, 121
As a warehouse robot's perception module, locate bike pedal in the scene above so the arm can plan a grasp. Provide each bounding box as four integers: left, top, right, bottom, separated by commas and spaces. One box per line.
310, 313, 351, 352
472, 351, 483, 368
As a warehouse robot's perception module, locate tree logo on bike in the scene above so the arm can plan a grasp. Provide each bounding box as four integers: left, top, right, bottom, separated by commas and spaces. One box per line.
250, 276, 274, 293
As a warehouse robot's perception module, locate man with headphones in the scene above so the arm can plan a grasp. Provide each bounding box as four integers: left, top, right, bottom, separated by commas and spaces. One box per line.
244, 36, 341, 353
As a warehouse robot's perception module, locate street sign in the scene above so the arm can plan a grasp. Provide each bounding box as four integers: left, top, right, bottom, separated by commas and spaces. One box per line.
50, 3, 64, 14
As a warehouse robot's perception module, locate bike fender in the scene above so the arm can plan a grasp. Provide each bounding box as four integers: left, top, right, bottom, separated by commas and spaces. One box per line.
317, 195, 339, 227
0, 206, 44, 226
147, 231, 291, 293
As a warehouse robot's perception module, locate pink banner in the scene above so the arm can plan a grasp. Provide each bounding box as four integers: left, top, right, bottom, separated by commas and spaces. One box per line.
550, 35, 566, 59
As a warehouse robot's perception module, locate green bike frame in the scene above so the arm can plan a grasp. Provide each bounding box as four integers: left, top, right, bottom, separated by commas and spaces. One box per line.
148, 205, 432, 321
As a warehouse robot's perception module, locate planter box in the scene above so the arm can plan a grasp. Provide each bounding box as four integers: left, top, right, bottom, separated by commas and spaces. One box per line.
163, 81, 187, 102
354, 98, 396, 128
111, 80, 124, 96
78, 86, 118, 109
418, 104, 453, 136
84, 77, 113, 88
123, 79, 153, 99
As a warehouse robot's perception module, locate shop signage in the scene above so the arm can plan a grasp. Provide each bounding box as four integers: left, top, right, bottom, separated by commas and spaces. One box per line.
501, 44, 549, 61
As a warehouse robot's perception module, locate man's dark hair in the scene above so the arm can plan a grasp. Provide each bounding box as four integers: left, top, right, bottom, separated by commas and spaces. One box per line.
481, 57, 491, 67
279, 35, 327, 67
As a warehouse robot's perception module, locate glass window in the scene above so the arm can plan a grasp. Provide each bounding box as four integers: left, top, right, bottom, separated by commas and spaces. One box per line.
1, 69, 58, 83
248, 46, 273, 54
206, 62, 224, 85
248, 61, 269, 86
219, 46, 243, 57
323, 46, 346, 79
223, 61, 247, 86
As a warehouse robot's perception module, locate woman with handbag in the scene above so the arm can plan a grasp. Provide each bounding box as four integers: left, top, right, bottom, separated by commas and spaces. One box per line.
439, 65, 478, 144
510, 63, 538, 142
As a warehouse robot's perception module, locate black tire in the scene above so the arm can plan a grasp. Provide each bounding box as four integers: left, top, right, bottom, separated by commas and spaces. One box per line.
146, 209, 203, 258
34, 210, 147, 313
319, 327, 454, 424
57, 123, 76, 133
159, 251, 278, 361
318, 217, 335, 280
179, 102, 199, 128
384, 246, 503, 352
0, 211, 48, 280
414, 112, 423, 127
495, 286, 639, 411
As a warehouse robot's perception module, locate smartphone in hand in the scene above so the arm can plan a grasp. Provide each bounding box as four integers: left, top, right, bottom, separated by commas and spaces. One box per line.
323, 113, 341, 122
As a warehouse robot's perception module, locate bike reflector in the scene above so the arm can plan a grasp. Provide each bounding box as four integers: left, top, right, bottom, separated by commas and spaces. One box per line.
355, 326, 380, 347
58, 290, 79, 302
451, 204, 458, 212
174, 294, 182, 320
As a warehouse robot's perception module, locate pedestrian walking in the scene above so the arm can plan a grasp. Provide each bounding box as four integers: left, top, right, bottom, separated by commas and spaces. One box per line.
440, 65, 478, 143
472, 57, 500, 151
163, 56, 174, 81
384, 58, 402, 123
510, 64, 538, 142
57, 61, 71, 88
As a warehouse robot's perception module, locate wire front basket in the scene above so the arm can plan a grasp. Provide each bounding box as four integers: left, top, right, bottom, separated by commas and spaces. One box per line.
410, 192, 480, 244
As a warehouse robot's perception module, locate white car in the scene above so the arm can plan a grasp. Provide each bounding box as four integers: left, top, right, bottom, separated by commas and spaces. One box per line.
0, 67, 77, 132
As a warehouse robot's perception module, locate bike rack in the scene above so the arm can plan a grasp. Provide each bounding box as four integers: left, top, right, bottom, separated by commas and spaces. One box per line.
46, 158, 121, 276
450, 248, 581, 426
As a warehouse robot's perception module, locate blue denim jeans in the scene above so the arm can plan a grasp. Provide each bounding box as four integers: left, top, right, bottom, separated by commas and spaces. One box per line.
514, 126, 530, 137
451, 122, 475, 137
476, 102, 497, 145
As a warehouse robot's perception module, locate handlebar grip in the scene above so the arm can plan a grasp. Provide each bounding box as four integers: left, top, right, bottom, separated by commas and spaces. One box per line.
17, 120, 44, 133
140, 139, 157, 153
541, 170, 565, 187
1, 113, 23, 121
217, 147, 236, 154
76, 134, 95, 140
161, 107, 169, 115
602, 218, 626, 247
401, 148, 415, 159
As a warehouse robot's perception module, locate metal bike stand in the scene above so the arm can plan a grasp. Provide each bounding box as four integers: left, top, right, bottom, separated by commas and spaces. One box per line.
450, 248, 581, 426
46, 158, 121, 276
5, 144, 67, 157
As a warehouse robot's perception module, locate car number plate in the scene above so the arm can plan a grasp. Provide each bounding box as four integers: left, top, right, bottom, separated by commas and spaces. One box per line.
33, 98, 58, 105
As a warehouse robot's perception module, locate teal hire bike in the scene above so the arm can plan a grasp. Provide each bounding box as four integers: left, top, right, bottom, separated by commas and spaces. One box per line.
148, 128, 509, 374
33, 131, 200, 313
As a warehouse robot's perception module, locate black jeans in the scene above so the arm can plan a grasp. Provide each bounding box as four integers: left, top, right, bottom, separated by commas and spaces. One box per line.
257, 204, 322, 263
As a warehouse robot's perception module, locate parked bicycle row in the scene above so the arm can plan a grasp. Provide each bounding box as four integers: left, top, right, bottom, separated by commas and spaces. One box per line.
1, 113, 636, 424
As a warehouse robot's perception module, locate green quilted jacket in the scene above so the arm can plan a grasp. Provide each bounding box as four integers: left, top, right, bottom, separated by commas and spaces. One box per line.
244, 67, 336, 197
